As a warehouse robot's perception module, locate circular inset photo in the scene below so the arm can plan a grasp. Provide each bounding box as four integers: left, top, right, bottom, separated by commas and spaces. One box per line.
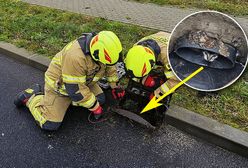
168, 11, 248, 91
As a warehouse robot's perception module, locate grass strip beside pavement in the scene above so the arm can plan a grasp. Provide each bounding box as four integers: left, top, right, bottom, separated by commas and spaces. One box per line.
131, 0, 248, 16
1, 0, 248, 131
0, 0, 154, 58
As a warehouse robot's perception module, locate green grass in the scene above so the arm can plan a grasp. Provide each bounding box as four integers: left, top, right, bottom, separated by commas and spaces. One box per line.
171, 76, 248, 130
1, 0, 248, 131
0, 0, 155, 58
131, 0, 248, 16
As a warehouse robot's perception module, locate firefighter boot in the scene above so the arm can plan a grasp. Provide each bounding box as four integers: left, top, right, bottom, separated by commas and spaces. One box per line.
14, 84, 42, 108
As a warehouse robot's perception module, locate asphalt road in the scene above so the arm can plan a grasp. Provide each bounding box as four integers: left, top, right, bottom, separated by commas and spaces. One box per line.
0, 53, 248, 168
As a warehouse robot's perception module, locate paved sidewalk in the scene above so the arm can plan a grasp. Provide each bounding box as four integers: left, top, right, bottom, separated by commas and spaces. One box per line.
22, 0, 248, 33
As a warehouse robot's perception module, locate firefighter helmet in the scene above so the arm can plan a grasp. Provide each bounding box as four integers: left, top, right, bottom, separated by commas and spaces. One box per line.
125, 45, 156, 78
90, 31, 122, 65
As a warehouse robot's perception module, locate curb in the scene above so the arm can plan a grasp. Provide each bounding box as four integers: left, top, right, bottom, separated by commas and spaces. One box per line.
1, 41, 248, 158
166, 106, 248, 157
0, 42, 50, 71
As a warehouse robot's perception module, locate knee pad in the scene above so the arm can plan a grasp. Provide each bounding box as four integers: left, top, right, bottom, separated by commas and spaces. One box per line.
96, 93, 105, 105
64, 84, 84, 102
41, 121, 61, 131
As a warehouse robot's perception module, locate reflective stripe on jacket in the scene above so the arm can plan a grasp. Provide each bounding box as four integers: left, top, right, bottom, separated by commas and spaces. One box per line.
45, 36, 118, 109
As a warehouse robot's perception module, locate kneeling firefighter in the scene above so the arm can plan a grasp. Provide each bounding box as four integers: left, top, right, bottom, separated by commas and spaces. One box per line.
14, 31, 124, 130
123, 32, 180, 126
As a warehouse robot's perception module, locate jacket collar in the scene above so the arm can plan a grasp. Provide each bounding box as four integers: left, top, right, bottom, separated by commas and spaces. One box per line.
77, 32, 97, 56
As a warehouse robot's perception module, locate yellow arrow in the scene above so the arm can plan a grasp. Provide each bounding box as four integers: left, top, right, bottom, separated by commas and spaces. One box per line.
141, 66, 204, 114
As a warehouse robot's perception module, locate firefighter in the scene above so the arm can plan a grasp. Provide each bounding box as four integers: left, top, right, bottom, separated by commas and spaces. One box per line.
14, 31, 125, 130
124, 32, 180, 101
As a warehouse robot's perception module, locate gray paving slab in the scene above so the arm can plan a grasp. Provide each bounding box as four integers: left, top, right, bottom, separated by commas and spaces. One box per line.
21, 0, 248, 34
0, 53, 248, 168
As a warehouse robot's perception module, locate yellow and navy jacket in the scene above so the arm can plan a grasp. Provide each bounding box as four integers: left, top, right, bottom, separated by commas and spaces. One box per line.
45, 33, 118, 109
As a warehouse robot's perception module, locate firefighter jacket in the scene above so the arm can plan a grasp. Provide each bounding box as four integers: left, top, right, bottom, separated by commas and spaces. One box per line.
45, 33, 119, 109
135, 32, 180, 94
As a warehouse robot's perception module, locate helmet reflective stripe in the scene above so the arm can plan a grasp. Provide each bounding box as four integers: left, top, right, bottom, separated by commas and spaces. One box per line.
90, 35, 99, 48
104, 49, 112, 63
141, 63, 147, 77
144, 47, 153, 55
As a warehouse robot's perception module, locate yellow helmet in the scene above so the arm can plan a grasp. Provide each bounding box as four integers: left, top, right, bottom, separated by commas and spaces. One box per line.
90, 31, 122, 65
125, 45, 156, 78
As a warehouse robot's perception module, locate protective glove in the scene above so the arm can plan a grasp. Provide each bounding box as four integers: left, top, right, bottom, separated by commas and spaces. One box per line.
149, 92, 155, 100
149, 87, 163, 100
153, 87, 171, 108
112, 87, 125, 100
143, 75, 156, 87
154, 87, 164, 98
89, 102, 103, 120
142, 75, 163, 89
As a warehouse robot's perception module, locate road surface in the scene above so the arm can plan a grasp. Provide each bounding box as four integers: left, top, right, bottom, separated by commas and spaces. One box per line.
0, 54, 247, 167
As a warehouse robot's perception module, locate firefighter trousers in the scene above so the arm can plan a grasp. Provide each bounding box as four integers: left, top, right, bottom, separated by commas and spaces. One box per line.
26, 83, 105, 130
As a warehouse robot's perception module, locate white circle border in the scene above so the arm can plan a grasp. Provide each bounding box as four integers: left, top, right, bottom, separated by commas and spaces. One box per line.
167, 10, 248, 92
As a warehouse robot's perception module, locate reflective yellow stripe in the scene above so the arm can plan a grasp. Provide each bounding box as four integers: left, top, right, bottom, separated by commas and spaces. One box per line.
93, 76, 100, 82
165, 64, 171, 70
141, 35, 168, 45
62, 74, 86, 84
160, 83, 170, 93
45, 74, 55, 88
57, 86, 67, 95
26, 94, 36, 107
51, 57, 61, 66
32, 108, 47, 126
25, 88, 33, 94
74, 94, 96, 108
28, 95, 47, 126
132, 78, 140, 82
107, 75, 119, 82
164, 71, 175, 79
65, 41, 73, 51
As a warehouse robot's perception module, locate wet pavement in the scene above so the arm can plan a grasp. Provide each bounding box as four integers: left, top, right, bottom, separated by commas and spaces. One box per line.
0, 54, 247, 167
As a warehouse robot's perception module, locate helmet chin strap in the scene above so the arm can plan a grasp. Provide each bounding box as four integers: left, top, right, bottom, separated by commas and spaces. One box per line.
137, 39, 161, 60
